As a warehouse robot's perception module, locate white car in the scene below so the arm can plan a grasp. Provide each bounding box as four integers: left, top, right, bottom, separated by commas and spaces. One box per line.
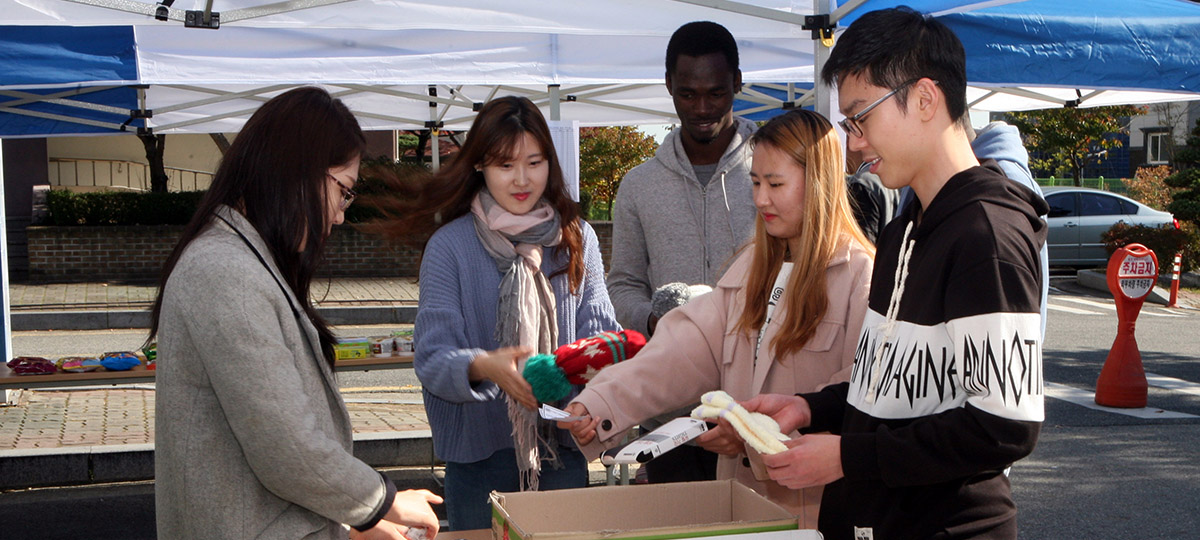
1042, 186, 1179, 268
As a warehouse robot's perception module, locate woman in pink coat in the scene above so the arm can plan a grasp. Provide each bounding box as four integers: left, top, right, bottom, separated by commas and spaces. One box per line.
561, 109, 874, 527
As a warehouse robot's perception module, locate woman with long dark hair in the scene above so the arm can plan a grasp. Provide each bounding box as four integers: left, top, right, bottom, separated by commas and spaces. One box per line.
148, 87, 440, 540
370, 96, 619, 530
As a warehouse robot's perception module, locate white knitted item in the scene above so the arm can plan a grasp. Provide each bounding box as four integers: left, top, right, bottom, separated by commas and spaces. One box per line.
691, 390, 789, 454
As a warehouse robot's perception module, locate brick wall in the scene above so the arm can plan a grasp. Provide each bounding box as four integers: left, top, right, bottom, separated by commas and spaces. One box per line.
26, 221, 615, 282
591, 221, 613, 273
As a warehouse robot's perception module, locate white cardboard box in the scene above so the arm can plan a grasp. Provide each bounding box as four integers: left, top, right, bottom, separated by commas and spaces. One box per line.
600, 417, 709, 465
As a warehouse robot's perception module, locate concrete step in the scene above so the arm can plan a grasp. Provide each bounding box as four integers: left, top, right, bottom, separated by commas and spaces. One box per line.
0, 431, 433, 490
0, 431, 624, 491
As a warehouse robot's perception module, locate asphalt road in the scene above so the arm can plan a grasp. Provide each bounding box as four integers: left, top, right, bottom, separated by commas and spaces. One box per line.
2, 285, 1198, 539
1012, 278, 1200, 539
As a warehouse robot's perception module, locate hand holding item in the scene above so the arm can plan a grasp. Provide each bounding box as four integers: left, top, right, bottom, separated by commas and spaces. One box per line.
694, 418, 746, 456
556, 402, 600, 446
761, 434, 844, 489
383, 489, 443, 538
691, 391, 788, 454
522, 330, 646, 403
350, 520, 412, 540
739, 393, 812, 435
469, 347, 537, 410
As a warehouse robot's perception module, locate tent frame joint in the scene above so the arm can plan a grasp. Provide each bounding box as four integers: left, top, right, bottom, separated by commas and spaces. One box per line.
155, 0, 175, 21
801, 14, 834, 41
184, 10, 221, 29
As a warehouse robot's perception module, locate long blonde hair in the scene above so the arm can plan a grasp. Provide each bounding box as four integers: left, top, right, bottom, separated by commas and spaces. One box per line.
735, 109, 874, 359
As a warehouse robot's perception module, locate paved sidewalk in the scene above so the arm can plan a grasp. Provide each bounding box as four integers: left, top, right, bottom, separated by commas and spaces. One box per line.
0, 388, 429, 451
0, 386, 434, 489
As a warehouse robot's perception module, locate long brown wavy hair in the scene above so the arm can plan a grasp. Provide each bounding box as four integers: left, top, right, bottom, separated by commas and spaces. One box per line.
365, 96, 584, 291
734, 109, 874, 359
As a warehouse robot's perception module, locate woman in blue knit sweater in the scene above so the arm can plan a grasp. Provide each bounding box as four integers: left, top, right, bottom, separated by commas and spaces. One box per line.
371, 96, 619, 530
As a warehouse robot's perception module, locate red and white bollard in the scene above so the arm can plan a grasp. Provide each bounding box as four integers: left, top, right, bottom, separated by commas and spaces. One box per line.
1096, 244, 1157, 408
1168, 252, 1182, 308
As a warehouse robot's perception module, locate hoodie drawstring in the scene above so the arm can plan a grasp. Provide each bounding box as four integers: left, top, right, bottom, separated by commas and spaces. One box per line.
866, 220, 916, 404
719, 170, 737, 246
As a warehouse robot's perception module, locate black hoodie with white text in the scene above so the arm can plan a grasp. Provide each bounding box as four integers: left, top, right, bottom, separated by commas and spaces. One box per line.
803, 160, 1049, 540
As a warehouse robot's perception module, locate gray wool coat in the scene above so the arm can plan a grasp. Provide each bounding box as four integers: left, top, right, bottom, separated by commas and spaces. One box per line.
155, 206, 386, 539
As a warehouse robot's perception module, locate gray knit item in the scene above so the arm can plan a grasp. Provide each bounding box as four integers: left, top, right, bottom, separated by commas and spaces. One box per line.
652, 282, 696, 319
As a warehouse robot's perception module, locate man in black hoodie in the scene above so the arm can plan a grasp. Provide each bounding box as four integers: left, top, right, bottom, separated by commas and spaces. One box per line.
744, 7, 1047, 540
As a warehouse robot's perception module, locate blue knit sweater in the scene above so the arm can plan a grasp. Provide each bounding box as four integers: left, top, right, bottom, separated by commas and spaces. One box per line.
415, 214, 620, 463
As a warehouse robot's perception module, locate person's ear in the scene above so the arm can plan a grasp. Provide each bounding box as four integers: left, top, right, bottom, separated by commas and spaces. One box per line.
914, 78, 940, 122
665, 71, 675, 96
734, 70, 743, 94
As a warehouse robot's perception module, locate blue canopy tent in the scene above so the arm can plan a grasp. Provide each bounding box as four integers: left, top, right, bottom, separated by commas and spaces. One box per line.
0, 26, 145, 137
823, 0, 1200, 112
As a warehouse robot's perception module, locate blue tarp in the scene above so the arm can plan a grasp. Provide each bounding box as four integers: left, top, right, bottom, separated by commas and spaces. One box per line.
0, 26, 137, 87
734, 83, 817, 121
0, 26, 140, 136
838, 0, 1200, 94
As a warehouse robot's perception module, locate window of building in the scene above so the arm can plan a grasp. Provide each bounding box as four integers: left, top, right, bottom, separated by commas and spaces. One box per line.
1147, 132, 1169, 164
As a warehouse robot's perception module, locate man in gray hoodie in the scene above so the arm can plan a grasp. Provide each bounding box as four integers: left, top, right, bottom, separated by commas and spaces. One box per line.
607, 21, 757, 338
605, 21, 757, 484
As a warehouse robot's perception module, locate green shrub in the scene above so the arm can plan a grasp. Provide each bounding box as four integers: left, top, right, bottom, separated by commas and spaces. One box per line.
46, 189, 205, 226
45, 160, 424, 226
1101, 222, 1195, 273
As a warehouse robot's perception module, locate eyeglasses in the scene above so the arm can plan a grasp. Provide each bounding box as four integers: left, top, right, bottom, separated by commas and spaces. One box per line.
327, 174, 358, 209
838, 78, 926, 138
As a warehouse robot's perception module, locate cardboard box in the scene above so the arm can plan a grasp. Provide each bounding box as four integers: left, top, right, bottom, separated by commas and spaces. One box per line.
490, 479, 800, 540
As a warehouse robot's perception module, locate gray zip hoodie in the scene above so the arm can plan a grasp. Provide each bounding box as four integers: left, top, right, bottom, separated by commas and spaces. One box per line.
606, 116, 758, 335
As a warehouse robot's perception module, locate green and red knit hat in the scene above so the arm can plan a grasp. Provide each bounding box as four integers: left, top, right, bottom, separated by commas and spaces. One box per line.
522, 330, 647, 403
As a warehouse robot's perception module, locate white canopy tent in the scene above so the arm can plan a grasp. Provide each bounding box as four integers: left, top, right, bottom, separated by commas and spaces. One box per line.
4, 0, 1199, 138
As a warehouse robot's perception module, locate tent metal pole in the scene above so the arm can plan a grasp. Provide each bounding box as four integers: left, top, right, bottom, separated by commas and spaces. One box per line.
61, 0, 181, 21
570, 97, 677, 122
0, 140, 12, 406
830, 0, 869, 24
549, 85, 562, 122
429, 86, 440, 171
0, 107, 127, 131
150, 84, 295, 114
0, 90, 129, 116
812, 0, 832, 118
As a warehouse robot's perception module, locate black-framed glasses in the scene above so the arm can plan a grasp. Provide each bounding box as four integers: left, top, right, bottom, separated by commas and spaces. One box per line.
838, 78, 926, 138
327, 174, 358, 209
